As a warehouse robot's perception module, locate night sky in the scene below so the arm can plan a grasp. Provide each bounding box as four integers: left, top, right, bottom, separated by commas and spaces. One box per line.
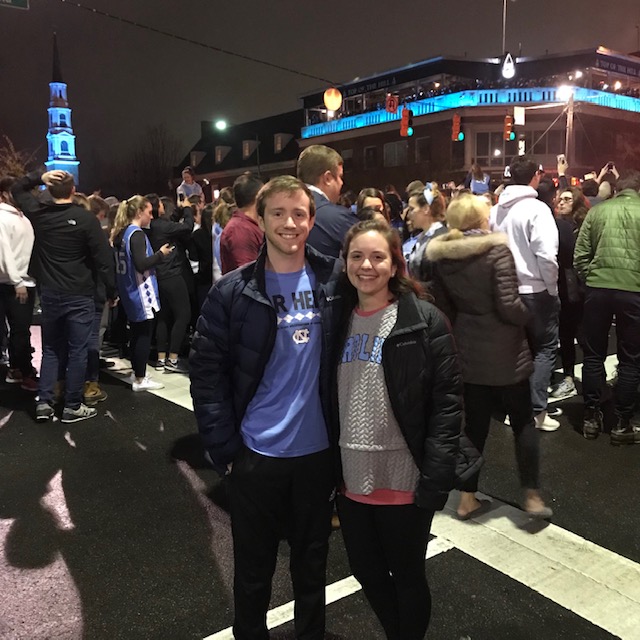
1, 0, 639, 187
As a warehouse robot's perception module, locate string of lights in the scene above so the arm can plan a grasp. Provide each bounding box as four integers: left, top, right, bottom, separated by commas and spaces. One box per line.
53, 0, 338, 86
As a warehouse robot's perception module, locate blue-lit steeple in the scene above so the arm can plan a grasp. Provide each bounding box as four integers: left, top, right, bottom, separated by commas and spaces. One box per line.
45, 34, 80, 185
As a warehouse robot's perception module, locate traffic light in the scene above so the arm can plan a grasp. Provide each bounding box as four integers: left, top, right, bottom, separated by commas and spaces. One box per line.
400, 108, 414, 137
503, 115, 515, 141
451, 114, 464, 141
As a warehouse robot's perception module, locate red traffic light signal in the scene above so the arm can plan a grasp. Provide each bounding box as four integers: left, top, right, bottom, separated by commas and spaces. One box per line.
503, 115, 515, 141
451, 114, 464, 141
400, 108, 414, 137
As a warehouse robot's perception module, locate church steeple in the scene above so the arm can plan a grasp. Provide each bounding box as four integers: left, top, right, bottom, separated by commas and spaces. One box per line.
52, 32, 63, 84
45, 33, 80, 186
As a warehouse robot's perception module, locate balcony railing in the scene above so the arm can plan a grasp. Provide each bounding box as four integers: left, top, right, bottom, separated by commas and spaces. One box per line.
301, 87, 640, 139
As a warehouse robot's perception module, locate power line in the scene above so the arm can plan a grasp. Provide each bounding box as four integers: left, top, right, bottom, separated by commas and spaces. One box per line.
54, 0, 337, 86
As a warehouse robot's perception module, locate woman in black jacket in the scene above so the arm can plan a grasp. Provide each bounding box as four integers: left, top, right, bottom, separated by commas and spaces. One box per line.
146, 194, 193, 373
427, 193, 553, 520
336, 219, 463, 640
188, 203, 214, 311
550, 187, 588, 400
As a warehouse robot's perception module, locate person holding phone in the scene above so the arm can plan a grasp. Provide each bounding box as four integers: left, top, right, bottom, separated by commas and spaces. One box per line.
176, 166, 203, 203
111, 196, 172, 391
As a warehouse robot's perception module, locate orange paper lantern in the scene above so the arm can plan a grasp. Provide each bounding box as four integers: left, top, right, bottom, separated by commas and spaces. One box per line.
323, 87, 342, 111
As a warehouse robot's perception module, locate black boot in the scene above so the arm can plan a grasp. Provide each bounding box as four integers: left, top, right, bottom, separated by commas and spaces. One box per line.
582, 407, 603, 440
610, 418, 640, 446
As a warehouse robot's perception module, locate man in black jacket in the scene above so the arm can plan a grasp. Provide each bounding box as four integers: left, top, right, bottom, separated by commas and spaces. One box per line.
12, 170, 116, 423
297, 144, 358, 258
190, 175, 343, 640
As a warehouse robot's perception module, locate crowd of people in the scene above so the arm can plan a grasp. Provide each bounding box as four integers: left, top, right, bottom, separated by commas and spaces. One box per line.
1, 144, 639, 639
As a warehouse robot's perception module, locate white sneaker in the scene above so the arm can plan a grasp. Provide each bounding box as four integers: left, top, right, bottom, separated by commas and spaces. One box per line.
535, 411, 560, 432
550, 377, 577, 399
132, 376, 164, 392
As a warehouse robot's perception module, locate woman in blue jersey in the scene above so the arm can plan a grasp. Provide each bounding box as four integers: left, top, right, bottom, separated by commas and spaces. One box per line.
111, 196, 172, 391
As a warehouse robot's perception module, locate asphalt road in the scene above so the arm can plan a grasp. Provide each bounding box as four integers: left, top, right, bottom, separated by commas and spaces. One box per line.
1, 352, 638, 639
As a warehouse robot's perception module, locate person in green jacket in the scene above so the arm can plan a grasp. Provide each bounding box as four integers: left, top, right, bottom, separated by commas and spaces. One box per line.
573, 170, 640, 445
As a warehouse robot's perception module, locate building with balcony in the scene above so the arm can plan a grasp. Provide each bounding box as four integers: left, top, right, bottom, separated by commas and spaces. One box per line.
181, 46, 640, 195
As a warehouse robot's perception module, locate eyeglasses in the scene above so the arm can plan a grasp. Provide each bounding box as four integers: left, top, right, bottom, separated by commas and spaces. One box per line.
558, 196, 573, 203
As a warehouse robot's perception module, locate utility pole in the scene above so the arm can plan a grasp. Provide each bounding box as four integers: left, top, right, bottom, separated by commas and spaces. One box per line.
502, 0, 507, 54
565, 93, 575, 164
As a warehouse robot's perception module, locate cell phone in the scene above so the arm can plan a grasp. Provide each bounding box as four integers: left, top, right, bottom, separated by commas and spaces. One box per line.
607, 162, 614, 170
557, 154, 566, 164
178, 192, 185, 202
584, 171, 597, 180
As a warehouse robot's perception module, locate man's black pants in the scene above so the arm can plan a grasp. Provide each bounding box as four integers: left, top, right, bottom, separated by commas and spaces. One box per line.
229, 446, 334, 640
582, 286, 640, 419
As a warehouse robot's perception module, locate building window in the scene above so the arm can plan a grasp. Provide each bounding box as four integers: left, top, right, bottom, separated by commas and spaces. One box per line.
364, 146, 378, 170
475, 132, 509, 167
341, 148, 353, 171
415, 136, 431, 164
273, 133, 293, 154
61, 141, 69, 154
525, 129, 564, 155
383, 141, 408, 168
59, 113, 67, 126
476, 129, 564, 167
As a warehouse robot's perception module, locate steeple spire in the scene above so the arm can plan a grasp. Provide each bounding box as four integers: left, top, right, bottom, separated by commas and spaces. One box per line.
46, 33, 79, 185
52, 32, 63, 83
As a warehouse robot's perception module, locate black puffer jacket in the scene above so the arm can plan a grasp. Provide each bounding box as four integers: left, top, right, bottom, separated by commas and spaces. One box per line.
189, 245, 344, 474
335, 293, 474, 511
426, 231, 533, 386
147, 207, 194, 281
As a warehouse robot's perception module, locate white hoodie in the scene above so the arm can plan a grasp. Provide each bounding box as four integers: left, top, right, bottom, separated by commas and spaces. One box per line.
0, 202, 36, 288
490, 185, 558, 296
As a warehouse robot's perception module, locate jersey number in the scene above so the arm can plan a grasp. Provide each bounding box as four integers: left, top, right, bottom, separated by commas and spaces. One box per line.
116, 252, 127, 275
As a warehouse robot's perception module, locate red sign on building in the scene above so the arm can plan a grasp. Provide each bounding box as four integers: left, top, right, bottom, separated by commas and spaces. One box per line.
385, 94, 399, 114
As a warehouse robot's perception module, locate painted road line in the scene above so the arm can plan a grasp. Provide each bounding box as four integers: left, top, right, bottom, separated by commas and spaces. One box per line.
432, 491, 640, 640
202, 537, 454, 640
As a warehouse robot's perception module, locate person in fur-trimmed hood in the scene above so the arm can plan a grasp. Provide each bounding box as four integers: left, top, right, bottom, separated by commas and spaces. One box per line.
426, 193, 553, 520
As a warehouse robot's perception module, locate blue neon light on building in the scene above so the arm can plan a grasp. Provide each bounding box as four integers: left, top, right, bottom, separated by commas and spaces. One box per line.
302, 87, 640, 139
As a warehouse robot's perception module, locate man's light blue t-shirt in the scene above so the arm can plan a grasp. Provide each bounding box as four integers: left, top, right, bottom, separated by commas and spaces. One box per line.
240, 264, 329, 457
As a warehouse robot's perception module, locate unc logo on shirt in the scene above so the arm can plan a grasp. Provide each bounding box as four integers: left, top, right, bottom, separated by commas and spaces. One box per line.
292, 328, 310, 344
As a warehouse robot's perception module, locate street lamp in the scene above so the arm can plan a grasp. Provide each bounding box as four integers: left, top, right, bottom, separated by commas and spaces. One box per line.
215, 119, 227, 131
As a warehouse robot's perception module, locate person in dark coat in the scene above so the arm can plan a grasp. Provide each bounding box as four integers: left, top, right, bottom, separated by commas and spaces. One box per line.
406, 183, 449, 285
549, 186, 588, 400
335, 218, 465, 639
190, 176, 344, 640
427, 193, 553, 520
145, 194, 193, 373
297, 144, 358, 258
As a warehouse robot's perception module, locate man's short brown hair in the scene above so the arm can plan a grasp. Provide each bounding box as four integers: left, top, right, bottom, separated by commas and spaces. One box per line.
48, 172, 75, 199
296, 145, 343, 186
256, 175, 315, 219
